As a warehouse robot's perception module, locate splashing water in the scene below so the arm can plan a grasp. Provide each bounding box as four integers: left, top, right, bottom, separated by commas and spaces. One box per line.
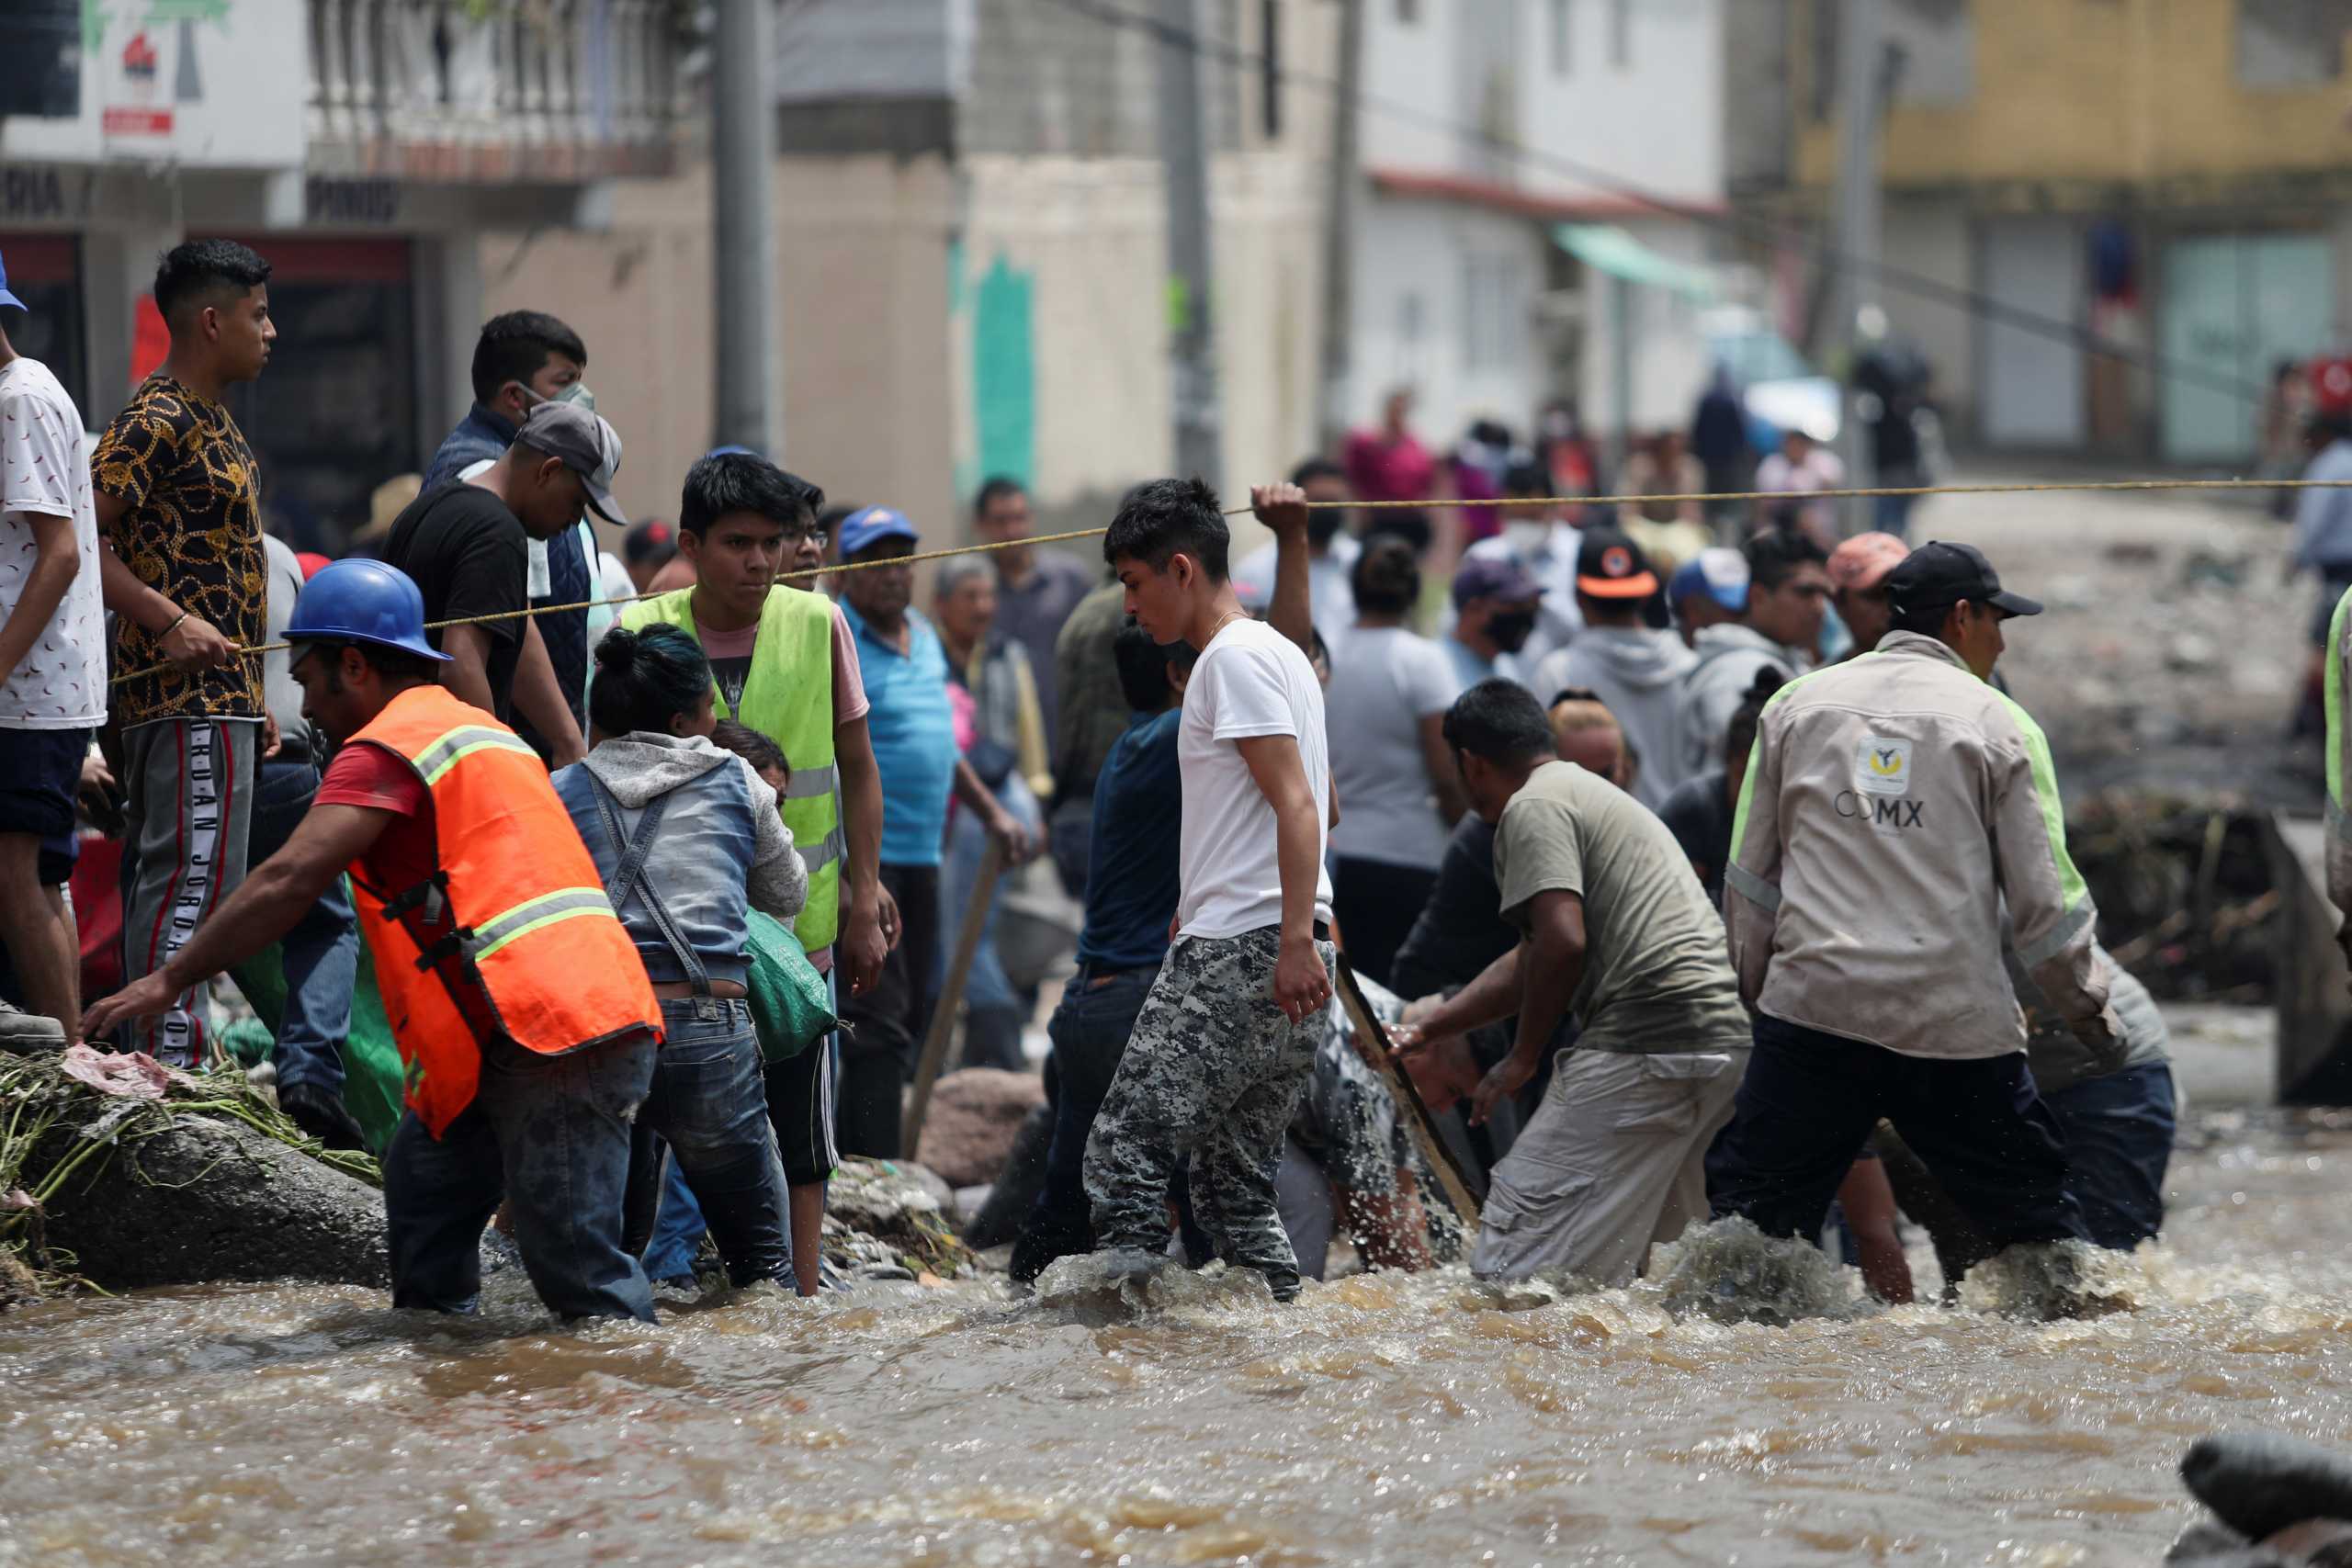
4, 1110, 2349, 1564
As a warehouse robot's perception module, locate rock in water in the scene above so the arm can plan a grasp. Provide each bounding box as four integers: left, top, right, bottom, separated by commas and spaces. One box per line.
2183, 1433, 2352, 1542
34, 1109, 389, 1290
914, 1067, 1046, 1189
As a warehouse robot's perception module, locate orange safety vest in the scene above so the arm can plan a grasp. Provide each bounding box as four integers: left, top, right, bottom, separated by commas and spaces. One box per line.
345, 684, 662, 1135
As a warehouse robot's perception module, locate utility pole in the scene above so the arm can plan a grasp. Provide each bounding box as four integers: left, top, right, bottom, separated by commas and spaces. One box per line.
1316, 0, 1364, 454
1158, 0, 1223, 490
1828, 0, 1883, 536
713, 0, 778, 456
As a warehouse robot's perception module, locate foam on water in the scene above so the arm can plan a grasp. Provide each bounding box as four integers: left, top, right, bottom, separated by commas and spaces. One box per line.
1647, 1214, 1872, 1325
1957, 1236, 2142, 1320
1030, 1248, 1277, 1319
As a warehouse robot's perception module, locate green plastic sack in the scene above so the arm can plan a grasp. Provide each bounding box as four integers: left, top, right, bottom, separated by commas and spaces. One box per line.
746, 909, 834, 1063
225, 893, 410, 1155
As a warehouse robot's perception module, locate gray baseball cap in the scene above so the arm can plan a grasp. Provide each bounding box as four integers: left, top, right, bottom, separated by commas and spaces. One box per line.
517, 401, 625, 525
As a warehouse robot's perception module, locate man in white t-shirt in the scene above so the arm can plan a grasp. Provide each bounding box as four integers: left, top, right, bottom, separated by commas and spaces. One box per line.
1082, 477, 1340, 1303
0, 259, 107, 1046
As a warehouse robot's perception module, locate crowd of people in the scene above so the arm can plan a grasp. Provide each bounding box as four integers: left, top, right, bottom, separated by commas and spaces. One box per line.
0, 237, 2191, 1322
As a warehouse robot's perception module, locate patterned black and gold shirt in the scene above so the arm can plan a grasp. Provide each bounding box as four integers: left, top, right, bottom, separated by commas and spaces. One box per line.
92, 375, 267, 726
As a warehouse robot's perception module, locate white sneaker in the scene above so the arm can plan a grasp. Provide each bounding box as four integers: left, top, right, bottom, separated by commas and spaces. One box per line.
0, 999, 66, 1052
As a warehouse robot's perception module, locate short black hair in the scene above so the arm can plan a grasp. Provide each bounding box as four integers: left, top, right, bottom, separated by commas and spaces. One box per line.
469, 310, 588, 405
1503, 457, 1550, 498
974, 476, 1027, 516
711, 718, 789, 784
1364, 508, 1433, 558
153, 240, 270, 323
1290, 456, 1344, 489
1725, 667, 1784, 763
1102, 477, 1229, 580
1113, 624, 1182, 712
297, 639, 438, 684
1744, 528, 1830, 594
679, 451, 826, 537
1442, 678, 1555, 765
589, 625, 712, 737
1889, 595, 1974, 637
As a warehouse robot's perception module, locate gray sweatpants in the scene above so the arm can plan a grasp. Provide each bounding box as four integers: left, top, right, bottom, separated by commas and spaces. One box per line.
119, 717, 258, 1066
1084, 926, 1336, 1301
1472, 1045, 1749, 1286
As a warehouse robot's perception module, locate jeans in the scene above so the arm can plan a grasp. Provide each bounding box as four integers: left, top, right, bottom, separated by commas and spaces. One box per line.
838, 862, 941, 1158
631, 997, 793, 1288
248, 759, 359, 1097
1010, 965, 1155, 1281
2044, 1063, 2176, 1251
937, 784, 1035, 1072
383, 1030, 658, 1322
1709, 1013, 2085, 1249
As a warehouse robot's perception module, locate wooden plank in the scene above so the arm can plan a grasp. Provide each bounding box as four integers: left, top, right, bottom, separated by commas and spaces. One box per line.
1332, 955, 1484, 1233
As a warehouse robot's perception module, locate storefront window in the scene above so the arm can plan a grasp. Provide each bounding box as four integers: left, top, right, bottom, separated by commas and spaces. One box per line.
0, 234, 88, 422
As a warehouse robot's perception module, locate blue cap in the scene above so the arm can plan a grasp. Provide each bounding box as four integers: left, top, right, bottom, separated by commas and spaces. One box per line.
1668, 547, 1748, 614
0, 248, 25, 314
1451, 552, 1544, 610
287, 559, 452, 663
839, 505, 919, 559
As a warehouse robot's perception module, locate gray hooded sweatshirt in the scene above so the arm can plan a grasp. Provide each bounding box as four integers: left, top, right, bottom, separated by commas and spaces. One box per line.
1675, 622, 1804, 784
1532, 626, 1697, 809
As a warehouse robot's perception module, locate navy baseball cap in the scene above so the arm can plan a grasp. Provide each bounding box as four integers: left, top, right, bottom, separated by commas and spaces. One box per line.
1884, 540, 2042, 620
839, 505, 920, 559
1451, 553, 1544, 610
0, 248, 25, 313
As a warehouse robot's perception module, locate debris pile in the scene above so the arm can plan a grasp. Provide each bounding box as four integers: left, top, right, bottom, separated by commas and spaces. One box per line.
2066, 790, 2278, 1002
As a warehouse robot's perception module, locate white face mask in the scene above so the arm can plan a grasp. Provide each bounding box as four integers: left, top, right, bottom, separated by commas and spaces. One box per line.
515, 380, 597, 415
1503, 519, 1551, 556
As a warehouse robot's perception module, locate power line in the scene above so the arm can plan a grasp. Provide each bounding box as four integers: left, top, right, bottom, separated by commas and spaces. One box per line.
1037, 0, 2277, 411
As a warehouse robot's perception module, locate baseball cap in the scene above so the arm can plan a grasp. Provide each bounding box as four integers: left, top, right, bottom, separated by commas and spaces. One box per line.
1826, 531, 1911, 594
625, 517, 677, 566
839, 505, 920, 559
1451, 553, 1544, 609
0, 248, 24, 313
1668, 547, 1748, 614
1883, 540, 2042, 620
1574, 526, 1657, 599
517, 401, 625, 525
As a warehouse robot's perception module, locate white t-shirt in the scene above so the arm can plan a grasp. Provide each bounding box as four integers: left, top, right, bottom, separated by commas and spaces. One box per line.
1232, 533, 1361, 653
0, 356, 105, 728
1176, 615, 1336, 940
1325, 626, 1462, 872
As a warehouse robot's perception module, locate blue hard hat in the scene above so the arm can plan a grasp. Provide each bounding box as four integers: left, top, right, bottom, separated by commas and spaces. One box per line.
287, 559, 452, 663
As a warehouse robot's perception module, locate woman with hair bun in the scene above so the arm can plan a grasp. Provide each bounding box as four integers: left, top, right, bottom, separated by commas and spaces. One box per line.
552, 623, 808, 1290
1320, 536, 1471, 986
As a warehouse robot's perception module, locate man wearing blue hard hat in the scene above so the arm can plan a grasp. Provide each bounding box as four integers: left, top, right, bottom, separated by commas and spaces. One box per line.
0, 243, 106, 1052
88, 559, 673, 1323
833, 504, 1032, 1158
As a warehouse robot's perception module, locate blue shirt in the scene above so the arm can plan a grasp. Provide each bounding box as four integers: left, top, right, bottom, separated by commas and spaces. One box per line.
1443, 637, 1523, 692
843, 603, 959, 867
2296, 438, 2352, 571
423, 402, 517, 490
1076, 708, 1184, 971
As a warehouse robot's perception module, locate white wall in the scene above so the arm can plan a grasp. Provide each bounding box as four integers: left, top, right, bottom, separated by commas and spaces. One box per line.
1360, 0, 1465, 174
1516, 0, 1725, 207
1351, 196, 1549, 440
1579, 216, 1718, 437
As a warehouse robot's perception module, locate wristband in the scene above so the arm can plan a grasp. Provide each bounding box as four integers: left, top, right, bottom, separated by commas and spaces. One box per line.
161, 609, 191, 637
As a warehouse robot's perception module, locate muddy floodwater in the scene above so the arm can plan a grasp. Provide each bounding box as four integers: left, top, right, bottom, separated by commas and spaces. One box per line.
2, 1108, 2347, 1568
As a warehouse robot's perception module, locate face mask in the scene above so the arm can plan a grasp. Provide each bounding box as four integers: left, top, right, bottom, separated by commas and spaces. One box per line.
1307, 510, 1345, 547
1487, 610, 1537, 653
1502, 519, 1549, 555
517, 380, 597, 414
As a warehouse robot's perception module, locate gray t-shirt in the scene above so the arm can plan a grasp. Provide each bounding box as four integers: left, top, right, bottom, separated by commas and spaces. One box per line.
1493, 759, 1751, 1055
259, 535, 314, 759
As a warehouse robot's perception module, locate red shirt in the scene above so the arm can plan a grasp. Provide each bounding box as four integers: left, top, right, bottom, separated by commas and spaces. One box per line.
316, 739, 501, 1043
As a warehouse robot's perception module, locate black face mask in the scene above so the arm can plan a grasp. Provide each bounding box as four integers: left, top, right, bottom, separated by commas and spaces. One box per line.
1307, 509, 1347, 547
1487, 610, 1538, 653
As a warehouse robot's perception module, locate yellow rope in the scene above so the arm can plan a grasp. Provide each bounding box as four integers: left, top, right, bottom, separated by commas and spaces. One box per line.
107, 474, 2344, 686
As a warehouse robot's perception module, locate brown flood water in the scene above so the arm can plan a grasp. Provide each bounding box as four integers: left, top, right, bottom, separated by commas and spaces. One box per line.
2, 1111, 2348, 1567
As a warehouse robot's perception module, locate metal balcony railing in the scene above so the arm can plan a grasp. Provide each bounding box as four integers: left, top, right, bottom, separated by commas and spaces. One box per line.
306, 0, 685, 179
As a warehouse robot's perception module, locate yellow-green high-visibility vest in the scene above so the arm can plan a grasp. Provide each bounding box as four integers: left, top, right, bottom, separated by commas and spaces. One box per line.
621, 585, 844, 950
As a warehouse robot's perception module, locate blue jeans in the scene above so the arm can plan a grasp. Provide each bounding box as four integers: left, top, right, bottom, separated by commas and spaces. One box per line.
2045, 1063, 2175, 1250
249, 759, 359, 1098
1710, 1014, 2085, 1248
1009, 965, 1156, 1281
383, 1030, 659, 1321
633, 997, 793, 1288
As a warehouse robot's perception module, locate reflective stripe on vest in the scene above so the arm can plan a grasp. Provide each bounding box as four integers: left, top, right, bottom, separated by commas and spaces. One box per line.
345, 685, 662, 1136
620, 586, 842, 949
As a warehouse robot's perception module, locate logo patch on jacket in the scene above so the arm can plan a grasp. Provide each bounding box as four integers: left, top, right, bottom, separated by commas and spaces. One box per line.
1855, 735, 1912, 797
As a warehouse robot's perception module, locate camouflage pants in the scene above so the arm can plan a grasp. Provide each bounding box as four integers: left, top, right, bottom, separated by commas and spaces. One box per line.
1082, 927, 1336, 1301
